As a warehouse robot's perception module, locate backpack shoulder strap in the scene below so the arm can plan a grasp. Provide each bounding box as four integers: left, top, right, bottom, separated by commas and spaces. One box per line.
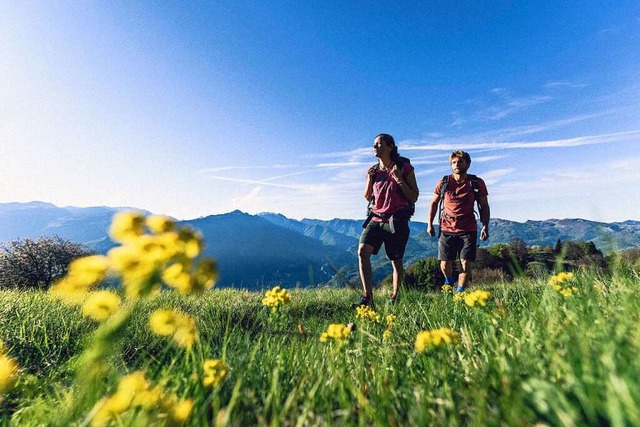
438, 175, 449, 230
467, 174, 479, 201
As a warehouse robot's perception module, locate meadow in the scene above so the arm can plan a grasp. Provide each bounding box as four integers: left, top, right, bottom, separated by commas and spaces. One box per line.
2, 268, 640, 426
1, 212, 639, 426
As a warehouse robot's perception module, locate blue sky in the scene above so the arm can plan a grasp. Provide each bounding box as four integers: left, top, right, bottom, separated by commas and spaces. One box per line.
1, 2, 639, 222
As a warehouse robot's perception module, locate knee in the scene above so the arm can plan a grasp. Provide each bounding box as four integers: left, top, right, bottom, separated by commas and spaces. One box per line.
358, 244, 373, 259
460, 261, 472, 274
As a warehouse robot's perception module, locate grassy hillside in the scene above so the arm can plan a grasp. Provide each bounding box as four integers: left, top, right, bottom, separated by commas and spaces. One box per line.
2, 268, 640, 426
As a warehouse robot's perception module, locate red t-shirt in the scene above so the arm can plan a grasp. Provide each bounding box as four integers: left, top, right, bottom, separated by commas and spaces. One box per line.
434, 174, 488, 233
371, 162, 415, 221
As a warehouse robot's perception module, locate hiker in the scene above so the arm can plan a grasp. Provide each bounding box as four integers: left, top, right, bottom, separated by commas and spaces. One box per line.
353, 134, 419, 308
427, 150, 490, 293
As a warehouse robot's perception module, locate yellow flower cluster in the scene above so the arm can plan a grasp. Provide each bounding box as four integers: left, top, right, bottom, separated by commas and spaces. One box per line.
50, 212, 219, 313
355, 305, 380, 323
441, 284, 452, 293
548, 272, 578, 297
81, 290, 122, 322
453, 292, 466, 302
415, 328, 460, 353
320, 323, 351, 343
149, 309, 198, 349
386, 314, 396, 327
202, 359, 229, 387
463, 290, 491, 307
382, 329, 393, 340
90, 371, 193, 427
261, 286, 291, 310
0, 342, 19, 394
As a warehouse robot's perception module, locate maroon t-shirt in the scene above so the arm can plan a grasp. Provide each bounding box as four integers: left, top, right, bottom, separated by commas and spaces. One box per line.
434, 174, 488, 233
371, 162, 415, 221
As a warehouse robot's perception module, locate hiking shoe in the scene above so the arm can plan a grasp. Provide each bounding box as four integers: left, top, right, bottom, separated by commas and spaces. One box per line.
351, 295, 371, 309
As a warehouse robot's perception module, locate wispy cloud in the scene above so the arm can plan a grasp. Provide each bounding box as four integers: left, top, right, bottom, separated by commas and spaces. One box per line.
544, 80, 588, 89
452, 88, 554, 126
401, 130, 640, 151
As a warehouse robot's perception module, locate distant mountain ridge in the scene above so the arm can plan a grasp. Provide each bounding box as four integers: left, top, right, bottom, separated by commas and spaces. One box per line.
1, 202, 639, 289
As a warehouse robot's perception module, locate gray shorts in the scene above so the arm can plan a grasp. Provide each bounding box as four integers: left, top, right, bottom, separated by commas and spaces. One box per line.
438, 231, 478, 261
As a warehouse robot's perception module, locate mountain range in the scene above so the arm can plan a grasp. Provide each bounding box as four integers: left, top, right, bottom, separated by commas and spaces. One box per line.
1, 202, 638, 289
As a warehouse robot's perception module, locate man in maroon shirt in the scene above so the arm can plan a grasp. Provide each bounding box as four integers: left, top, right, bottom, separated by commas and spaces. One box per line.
427, 151, 490, 293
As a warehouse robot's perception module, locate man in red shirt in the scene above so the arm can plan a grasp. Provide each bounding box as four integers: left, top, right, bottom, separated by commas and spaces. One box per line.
427, 151, 490, 293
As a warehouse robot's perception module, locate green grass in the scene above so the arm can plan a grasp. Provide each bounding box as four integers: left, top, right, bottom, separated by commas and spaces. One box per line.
1, 270, 640, 426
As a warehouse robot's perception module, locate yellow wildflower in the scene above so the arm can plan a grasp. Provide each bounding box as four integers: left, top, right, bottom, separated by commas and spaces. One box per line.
386, 314, 396, 326
49, 276, 91, 306
177, 227, 204, 259
146, 215, 175, 234
202, 359, 229, 387
261, 286, 291, 310
81, 290, 122, 322
453, 292, 466, 302
463, 290, 491, 307
320, 323, 351, 343
441, 284, 452, 293
355, 305, 380, 323
548, 272, 578, 296
168, 398, 194, 424
149, 309, 180, 336
149, 309, 198, 348
415, 328, 460, 353
67, 255, 110, 288
109, 211, 145, 243
383, 329, 393, 340
0, 354, 19, 393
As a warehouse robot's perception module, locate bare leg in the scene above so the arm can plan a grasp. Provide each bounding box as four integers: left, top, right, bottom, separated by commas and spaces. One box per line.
358, 243, 374, 297
440, 260, 453, 279
459, 259, 472, 289
390, 258, 404, 297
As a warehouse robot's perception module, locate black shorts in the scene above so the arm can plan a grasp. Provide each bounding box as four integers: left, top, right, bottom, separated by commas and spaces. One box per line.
359, 220, 410, 261
438, 231, 478, 261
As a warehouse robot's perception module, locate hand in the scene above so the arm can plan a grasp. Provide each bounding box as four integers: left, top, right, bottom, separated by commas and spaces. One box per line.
427, 224, 435, 237
366, 166, 377, 180
480, 226, 489, 241
391, 164, 403, 183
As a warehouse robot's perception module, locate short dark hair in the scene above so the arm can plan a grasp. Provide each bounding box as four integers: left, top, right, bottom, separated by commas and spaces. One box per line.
450, 150, 471, 164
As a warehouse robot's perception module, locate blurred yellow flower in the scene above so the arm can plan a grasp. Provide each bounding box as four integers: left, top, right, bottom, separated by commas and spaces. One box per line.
81, 290, 122, 322
415, 328, 460, 353
441, 284, 452, 293
453, 292, 466, 302
49, 276, 91, 306
168, 398, 194, 424
149, 309, 198, 349
320, 323, 351, 343
146, 215, 175, 234
463, 290, 491, 307
383, 329, 393, 340
386, 314, 396, 326
548, 272, 578, 297
177, 227, 204, 259
202, 359, 229, 387
67, 255, 110, 287
261, 286, 291, 310
0, 354, 19, 393
109, 211, 145, 243
355, 305, 380, 323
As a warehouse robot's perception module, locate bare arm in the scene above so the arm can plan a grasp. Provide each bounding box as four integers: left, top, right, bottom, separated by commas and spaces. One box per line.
426, 192, 440, 237
363, 166, 376, 201
391, 165, 419, 204
478, 195, 490, 240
